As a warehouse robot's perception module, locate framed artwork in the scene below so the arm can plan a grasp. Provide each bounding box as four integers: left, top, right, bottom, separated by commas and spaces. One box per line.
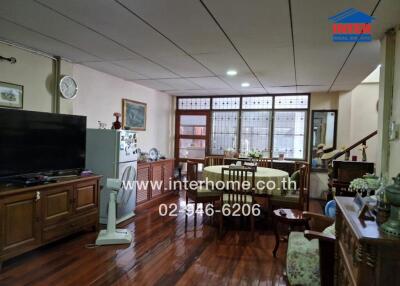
122, 99, 147, 131
0, 81, 23, 109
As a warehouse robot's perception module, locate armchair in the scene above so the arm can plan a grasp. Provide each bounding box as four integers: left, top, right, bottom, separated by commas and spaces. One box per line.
286, 211, 335, 286
270, 163, 310, 211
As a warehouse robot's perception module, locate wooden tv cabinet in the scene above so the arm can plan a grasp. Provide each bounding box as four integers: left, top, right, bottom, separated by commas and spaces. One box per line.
0, 175, 101, 269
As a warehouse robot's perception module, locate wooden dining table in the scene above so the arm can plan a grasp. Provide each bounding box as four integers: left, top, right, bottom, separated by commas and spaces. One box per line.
203, 165, 289, 196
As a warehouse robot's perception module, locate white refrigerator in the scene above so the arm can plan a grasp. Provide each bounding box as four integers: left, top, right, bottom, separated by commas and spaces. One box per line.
86, 129, 138, 224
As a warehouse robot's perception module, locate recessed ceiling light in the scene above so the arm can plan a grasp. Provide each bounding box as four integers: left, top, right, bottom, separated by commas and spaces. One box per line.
241, 82, 250, 87
226, 70, 237, 76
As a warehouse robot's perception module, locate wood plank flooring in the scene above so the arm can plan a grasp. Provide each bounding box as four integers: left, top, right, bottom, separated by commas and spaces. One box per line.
0, 193, 322, 286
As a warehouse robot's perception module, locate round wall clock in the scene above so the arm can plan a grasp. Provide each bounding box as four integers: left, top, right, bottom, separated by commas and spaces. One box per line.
59, 76, 78, 99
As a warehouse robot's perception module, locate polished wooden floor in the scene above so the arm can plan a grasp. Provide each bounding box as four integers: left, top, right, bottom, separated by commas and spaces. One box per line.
0, 193, 322, 286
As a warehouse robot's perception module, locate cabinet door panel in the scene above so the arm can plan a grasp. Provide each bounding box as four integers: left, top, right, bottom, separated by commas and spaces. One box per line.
163, 160, 174, 192
137, 164, 150, 204
74, 180, 98, 214
42, 186, 73, 226
0, 192, 40, 254
151, 164, 163, 197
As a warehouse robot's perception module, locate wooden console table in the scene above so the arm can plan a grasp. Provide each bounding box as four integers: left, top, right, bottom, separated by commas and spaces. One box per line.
136, 159, 175, 206
0, 175, 101, 269
335, 197, 400, 285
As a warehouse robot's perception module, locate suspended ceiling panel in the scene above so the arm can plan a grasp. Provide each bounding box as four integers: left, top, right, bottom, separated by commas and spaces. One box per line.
0, 0, 399, 95
187, 77, 231, 90
0, 0, 137, 60
291, 0, 377, 88
83, 61, 148, 81
111, 58, 178, 79
330, 41, 380, 91
201, 0, 295, 89
0, 18, 98, 62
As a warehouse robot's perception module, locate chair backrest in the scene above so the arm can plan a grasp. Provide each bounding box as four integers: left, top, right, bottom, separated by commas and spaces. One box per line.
205, 156, 225, 166
295, 161, 308, 171
297, 163, 310, 209
186, 161, 198, 182
257, 158, 272, 168
221, 168, 255, 204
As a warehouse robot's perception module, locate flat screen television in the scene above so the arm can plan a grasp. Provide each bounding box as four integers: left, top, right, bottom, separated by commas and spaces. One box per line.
0, 109, 86, 177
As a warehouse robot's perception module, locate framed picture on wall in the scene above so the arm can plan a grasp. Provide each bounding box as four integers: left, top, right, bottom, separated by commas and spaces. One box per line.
122, 99, 147, 131
0, 81, 23, 109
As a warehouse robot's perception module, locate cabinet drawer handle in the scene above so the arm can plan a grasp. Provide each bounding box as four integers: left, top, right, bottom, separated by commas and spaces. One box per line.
35, 191, 41, 201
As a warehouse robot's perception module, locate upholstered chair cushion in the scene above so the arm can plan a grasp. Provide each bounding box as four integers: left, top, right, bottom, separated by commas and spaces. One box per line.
195, 185, 221, 197
286, 231, 321, 286
323, 223, 336, 236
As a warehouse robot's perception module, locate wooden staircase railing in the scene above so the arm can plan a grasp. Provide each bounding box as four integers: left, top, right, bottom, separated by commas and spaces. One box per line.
328, 130, 378, 162
326, 130, 378, 201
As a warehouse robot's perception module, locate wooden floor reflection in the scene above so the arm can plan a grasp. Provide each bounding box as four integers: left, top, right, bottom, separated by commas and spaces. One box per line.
0, 193, 322, 286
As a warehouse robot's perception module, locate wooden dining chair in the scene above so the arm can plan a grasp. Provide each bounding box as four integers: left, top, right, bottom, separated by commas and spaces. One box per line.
204, 155, 225, 167
220, 167, 256, 239
270, 163, 310, 211
185, 161, 220, 226
257, 158, 272, 168
295, 161, 309, 172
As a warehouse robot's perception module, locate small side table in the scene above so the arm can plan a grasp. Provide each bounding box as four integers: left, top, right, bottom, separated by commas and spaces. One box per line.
272, 208, 308, 257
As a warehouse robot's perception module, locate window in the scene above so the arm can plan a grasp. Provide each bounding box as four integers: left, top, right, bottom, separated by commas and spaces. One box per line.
212, 97, 240, 110
240, 111, 271, 153
274, 95, 308, 109
273, 111, 307, 159
176, 94, 309, 161
178, 98, 210, 110
211, 111, 239, 155
179, 115, 206, 136
242, 96, 273, 109
176, 113, 209, 160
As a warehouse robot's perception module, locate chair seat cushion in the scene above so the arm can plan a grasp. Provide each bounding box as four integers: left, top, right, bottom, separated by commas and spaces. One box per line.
286, 231, 320, 286
222, 193, 253, 204
195, 185, 220, 197
323, 223, 336, 236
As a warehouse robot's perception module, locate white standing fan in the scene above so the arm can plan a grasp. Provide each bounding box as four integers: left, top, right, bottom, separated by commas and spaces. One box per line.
95, 178, 132, 246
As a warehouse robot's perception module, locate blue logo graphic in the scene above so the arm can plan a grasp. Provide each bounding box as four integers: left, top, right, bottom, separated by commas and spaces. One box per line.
329, 8, 374, 42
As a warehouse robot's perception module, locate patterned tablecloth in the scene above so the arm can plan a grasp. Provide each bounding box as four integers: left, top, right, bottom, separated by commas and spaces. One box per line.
203, 165, 289, 196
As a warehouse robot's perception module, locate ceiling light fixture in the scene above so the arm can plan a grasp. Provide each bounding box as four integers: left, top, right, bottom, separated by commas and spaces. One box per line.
241, 82, 250, 87
226, 69, 237, 76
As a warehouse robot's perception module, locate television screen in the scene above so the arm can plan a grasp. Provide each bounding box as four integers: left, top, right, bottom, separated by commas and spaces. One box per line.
0, 109, 86, 177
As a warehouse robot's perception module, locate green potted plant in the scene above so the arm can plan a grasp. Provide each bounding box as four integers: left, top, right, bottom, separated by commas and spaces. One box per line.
247, 150, 262, 160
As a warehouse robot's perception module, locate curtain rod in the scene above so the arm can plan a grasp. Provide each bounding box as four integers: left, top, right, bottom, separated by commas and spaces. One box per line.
0, 38, 72, 62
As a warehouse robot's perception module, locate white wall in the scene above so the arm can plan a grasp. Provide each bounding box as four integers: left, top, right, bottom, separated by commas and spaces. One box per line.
0, 42, 73, 113
308, 81, 380, 199
388, 29, 400, 178
308, 92, 339, 199
0, 43, 174, 157
72, 64, 173, 157
337, 82, 379, 164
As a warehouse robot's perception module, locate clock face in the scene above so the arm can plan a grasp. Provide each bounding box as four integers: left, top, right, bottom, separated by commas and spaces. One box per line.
59, 76, 78, 99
